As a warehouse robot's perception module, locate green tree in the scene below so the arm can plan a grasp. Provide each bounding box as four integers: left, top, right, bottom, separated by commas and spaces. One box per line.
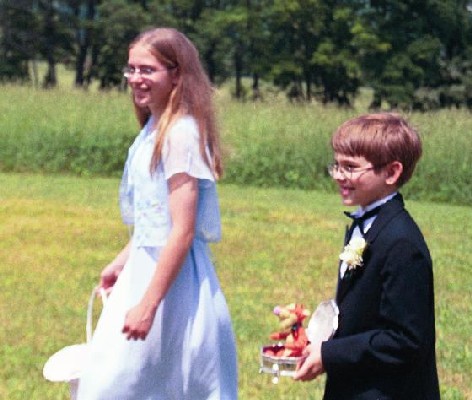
311, 3, 366, 105
0, 0, 38, 82
363, 0, 472, 109
245, 0, 274, 100
2, 0, 471, 109
430, 0, 472, 108
189, 1, 272, 100
94, 0, 150, 89
269, 0, 327, 101
71, 0, 100, 87
208, 5, 249, 99
37, 0, 75, 87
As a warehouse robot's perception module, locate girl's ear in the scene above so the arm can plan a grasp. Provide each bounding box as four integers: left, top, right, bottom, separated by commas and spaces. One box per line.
170, 67, 180, 86
385, 161, 403, 186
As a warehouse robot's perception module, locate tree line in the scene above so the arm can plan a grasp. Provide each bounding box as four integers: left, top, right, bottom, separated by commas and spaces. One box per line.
2, 0, 472, 110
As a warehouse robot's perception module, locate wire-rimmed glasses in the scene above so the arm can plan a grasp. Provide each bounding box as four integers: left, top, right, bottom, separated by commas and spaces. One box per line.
327, 163, 379, 180
123, 65, 175, 79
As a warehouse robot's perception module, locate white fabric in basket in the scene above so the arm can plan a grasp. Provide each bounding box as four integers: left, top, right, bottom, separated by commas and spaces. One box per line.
43, 344, 89, 382
43, 288, 106, 384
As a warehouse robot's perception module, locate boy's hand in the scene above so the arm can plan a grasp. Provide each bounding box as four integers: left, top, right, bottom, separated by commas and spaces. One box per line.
293, 342, 325, 381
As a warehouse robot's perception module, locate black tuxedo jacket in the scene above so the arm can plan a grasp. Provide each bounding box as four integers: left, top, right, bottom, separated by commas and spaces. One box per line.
321, 194, 440, 400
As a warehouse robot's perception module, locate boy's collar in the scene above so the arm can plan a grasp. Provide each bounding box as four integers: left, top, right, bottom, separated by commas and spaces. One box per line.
353, 192, 398, 218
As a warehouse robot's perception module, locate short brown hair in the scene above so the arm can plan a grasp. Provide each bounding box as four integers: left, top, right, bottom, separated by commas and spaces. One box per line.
331, 113, 422, 187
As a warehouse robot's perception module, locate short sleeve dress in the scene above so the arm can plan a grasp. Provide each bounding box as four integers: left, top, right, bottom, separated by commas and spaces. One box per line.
77, 116, 238, 400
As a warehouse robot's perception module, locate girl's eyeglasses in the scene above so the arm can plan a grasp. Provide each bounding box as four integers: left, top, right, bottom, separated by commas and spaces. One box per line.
123, 65, 175, 78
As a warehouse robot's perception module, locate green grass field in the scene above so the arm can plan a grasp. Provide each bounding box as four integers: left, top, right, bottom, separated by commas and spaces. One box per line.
1, 173, 470, 399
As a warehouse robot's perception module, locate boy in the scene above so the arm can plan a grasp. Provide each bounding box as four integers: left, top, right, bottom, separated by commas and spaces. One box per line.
294, 113, 440, 399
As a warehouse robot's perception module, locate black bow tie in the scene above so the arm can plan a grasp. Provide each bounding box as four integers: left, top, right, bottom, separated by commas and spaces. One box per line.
344, 206, 382, 236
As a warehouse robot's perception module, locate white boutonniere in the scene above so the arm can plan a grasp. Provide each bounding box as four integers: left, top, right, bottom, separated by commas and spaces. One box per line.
339, 237, 367, 271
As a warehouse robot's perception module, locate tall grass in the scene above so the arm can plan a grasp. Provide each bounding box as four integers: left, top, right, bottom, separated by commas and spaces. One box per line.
0, 84, 471, 204
1, 173, 471, 399
218, 95, 471, 204
1, 85, 135, 176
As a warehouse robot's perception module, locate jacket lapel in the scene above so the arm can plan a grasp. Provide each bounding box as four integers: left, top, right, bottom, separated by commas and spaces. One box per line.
336, 269, 353, 302
363, 194, 404, 244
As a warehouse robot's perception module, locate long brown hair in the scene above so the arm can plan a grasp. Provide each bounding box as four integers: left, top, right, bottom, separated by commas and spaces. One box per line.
129, 28, 222, 178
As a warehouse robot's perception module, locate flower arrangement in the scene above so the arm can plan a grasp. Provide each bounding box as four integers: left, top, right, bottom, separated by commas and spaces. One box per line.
260, 303, 310, 383
265, 303, 310, 358
339, 237, 367, 271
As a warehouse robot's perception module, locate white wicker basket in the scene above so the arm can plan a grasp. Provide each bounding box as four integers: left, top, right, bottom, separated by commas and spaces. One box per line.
43, 288, 106, 399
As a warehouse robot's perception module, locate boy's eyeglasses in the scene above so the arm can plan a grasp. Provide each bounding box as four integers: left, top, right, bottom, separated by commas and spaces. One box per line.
327, 163, 378, 180
123, 66, 174, 78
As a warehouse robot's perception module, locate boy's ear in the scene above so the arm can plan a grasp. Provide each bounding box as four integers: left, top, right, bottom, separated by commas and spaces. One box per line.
385, 161, 403, 186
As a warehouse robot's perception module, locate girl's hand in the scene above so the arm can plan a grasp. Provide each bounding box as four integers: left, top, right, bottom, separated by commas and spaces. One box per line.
120, 173, 197, 341
122, 302, 157, 340
99, 242, 131, 295
99, 263, 124, 295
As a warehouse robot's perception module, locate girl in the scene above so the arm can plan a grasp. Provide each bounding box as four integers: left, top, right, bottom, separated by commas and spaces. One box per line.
77, 28, 238, 400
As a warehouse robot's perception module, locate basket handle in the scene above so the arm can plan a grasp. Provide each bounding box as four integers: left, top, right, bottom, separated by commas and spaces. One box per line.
85, 287, 107, 343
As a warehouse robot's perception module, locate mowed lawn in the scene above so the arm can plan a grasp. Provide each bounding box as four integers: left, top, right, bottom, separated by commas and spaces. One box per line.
0, 173, 470, 399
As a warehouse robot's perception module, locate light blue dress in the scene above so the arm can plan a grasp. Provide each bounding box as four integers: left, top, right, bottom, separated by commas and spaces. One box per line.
77, 116, 238, 400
